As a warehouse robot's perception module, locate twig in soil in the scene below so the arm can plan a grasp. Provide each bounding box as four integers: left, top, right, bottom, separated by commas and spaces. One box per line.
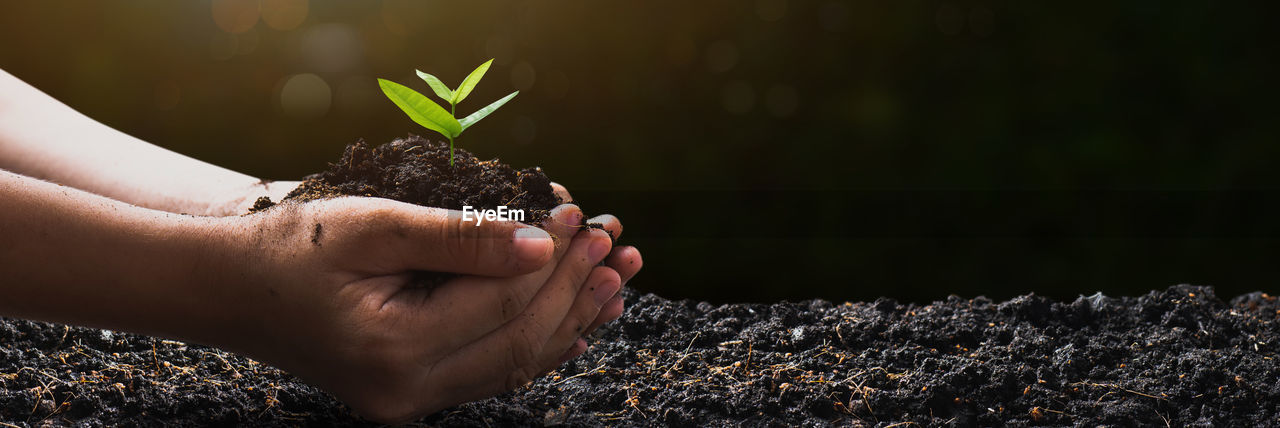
663, 332, 701, 378
1070, 381, 1167, 401
883, 422, 918, 428
150, 342, 164, 375
201, 351, 243, 379
551, 363, 607, 385
503, 191, 528, 206
830, 392, 857, 417
623, 385, 647, 419
162, 363, 197, 383
594, 410, 628, 421
1, 422, 23, 428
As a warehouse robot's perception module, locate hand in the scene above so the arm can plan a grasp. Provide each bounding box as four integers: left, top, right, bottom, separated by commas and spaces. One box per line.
551, 182, 643, 335
210, 197, 622, 423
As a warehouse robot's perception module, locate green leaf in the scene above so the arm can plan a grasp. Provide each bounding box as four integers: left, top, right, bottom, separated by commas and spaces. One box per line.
459, 91, 518, 132
415, 70, 454, 102
451, 59, 494, 105
378, 78, 461, 138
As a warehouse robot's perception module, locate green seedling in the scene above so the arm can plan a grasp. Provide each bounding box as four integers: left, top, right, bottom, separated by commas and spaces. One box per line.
377, 59, 518, 165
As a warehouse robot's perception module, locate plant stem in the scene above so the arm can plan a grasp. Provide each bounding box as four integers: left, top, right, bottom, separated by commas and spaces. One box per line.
449, 104, 457, 166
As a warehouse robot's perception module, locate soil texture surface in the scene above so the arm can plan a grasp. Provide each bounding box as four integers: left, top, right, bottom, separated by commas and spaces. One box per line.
2, 285, 1277, 426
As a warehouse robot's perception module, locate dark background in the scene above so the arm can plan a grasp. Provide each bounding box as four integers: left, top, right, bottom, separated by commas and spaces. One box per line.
2, 1, 1277, 303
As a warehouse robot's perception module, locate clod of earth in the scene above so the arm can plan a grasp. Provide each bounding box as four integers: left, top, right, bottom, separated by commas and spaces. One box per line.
1, 286, 1278, 426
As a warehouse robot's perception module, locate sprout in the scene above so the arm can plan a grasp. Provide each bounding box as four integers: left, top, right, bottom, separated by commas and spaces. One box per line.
377, 59, 519, 165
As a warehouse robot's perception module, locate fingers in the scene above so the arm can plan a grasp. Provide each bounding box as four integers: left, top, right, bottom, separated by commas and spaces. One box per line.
430, 228, 613, 402
583, 246, 642, 335
606, 246, 643, 284
550, 182, 572, 203
413, 204, 587, 350
350, 200, 555, 277
585, 295, 626, 337
586, 214, 622, 240
542, 204, 585, 243
555, 338, 589, 366
535, 266, 620, 371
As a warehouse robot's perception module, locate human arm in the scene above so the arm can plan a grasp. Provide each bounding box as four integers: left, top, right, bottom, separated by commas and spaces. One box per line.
0, 68, 293, 216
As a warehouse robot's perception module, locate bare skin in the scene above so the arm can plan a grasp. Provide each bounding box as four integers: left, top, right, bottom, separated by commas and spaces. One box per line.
0, 69, 642, 422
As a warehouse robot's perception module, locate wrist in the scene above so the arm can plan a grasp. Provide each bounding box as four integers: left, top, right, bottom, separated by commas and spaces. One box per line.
165, 214, 271, 349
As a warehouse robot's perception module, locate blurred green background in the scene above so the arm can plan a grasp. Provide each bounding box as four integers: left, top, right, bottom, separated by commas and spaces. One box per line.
2, 1, 1277, 303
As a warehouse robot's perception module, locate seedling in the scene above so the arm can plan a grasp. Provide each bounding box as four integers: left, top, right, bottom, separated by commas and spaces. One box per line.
377, 59, 518, 165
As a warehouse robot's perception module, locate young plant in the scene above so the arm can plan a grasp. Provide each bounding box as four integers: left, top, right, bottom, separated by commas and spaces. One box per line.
377, 59, 518, 165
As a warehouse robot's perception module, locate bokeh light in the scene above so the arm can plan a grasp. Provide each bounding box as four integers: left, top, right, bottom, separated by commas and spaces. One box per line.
278, 73, 331, 120
380, 0, 431, 37
261, 0, 309, 31
301, 24, 362, 73
211, 0, 259, 34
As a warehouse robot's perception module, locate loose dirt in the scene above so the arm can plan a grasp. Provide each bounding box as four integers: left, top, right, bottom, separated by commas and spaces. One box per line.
2, 286, 1276, 426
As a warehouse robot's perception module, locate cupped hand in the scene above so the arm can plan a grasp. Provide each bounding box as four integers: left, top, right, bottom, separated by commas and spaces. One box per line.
213, 197, 622, 423
551, 182, 643, 334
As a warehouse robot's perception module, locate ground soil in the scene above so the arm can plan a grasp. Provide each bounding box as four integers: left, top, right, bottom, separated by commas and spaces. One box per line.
2, 286, 1277, 426
2, 139, 1276, 426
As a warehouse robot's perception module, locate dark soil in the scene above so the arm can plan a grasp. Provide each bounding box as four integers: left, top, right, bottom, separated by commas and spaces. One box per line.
3, 139, 1276, 425
252, 135, 566, 287
259, 135, 560, 224
2, 285, 1278, 426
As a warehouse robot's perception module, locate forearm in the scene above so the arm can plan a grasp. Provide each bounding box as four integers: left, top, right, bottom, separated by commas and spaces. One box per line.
0, 69, 289, 216
0, 169, 244, 342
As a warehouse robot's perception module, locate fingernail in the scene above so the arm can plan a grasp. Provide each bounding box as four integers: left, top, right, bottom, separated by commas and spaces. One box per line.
512, 227, 552, 264
588, 237, 610, 262
594, 278, 621, 308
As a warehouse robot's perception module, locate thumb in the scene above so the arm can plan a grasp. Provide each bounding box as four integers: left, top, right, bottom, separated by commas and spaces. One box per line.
359, 202, 555, 277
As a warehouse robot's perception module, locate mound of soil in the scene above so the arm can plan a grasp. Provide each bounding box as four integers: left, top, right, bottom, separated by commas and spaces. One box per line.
1, 285, 1277, 426
252, 135, 566, 287
258, 135, 561, 225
